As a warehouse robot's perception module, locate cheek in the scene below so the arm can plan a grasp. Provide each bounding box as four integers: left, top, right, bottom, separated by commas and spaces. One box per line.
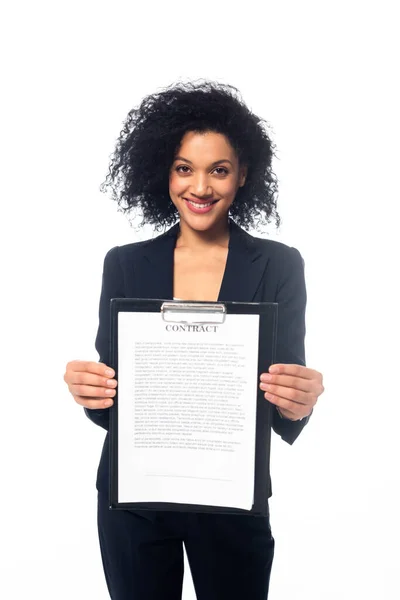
169, 173, 185, 196
225, 180, 239, 195
218, 180, 238, 200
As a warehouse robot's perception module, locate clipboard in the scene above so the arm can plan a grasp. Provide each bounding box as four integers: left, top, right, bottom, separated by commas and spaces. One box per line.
109, 298, 278, 516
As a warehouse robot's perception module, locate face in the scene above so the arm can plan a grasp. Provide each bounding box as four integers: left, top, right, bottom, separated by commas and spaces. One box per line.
169, 130, 247, 232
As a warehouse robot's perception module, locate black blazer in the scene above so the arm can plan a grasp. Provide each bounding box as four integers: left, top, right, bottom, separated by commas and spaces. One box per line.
85, 218, 312, 496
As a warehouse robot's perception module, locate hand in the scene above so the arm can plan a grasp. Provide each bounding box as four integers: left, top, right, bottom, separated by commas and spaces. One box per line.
259, 364, 324, 421
63, 360, 118, 410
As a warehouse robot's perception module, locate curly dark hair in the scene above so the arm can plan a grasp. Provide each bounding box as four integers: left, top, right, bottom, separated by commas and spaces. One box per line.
100, 79, 281, 232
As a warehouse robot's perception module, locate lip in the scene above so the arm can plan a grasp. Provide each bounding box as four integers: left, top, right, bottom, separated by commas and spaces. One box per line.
183, 197, 220, 215
183, 198, 219, 204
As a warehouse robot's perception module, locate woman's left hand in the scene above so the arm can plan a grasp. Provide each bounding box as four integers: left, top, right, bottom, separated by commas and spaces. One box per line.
259, 364, 324, 421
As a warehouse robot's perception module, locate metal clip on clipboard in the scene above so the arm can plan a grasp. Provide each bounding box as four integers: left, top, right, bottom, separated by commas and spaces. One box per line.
161, 302, 226, 325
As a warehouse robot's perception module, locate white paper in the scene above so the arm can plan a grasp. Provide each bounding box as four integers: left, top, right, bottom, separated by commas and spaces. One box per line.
117, 311, 260, 510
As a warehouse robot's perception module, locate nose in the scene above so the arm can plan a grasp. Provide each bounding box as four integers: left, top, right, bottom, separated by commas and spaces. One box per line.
191, 174, 213, 198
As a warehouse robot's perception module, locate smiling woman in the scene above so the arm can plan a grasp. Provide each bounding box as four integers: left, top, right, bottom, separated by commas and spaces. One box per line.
64, 78, 324, 600
99, 79, 280, 233
169, 131, 247, 222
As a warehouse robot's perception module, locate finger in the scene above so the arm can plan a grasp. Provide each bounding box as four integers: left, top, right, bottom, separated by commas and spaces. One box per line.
264, 392, 303, 417
260, 373, 312, 393
260, 383, 309, 405
68, 360, 115, 378
74, 395, 114, 409
71, 383, 117, 399
276, 407, 298, 421
269, 364, 317, 380
69, 371, 118, 389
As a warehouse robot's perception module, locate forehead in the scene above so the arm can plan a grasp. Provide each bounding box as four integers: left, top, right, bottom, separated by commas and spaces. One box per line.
177, 131, 235, 157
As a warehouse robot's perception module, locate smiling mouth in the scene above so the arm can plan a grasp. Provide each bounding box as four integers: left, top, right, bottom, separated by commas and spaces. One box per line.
184, 198, 220, 208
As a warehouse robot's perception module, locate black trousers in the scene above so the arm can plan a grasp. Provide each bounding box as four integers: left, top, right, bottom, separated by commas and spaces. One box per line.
97, 491, 275, 600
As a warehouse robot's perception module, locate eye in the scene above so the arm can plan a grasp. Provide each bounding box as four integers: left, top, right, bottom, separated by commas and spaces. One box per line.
175, 165, 229, 175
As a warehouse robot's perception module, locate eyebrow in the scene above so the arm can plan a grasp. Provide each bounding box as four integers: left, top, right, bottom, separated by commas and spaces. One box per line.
174, 156, 233, 167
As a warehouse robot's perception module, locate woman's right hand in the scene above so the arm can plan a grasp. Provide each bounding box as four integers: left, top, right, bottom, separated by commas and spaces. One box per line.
64, 360, 117, 409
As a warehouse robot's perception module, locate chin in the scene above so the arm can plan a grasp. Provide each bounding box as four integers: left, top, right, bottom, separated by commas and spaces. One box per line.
183, 213, 228, 230
176, 200, 231, 226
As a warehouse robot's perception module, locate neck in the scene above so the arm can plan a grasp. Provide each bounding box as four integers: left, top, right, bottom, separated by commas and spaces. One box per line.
176, 218, 231, 251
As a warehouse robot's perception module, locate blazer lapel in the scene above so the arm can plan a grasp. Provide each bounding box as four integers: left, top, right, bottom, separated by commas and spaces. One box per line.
134, 219, 269, 303
132, 223, 179, 300
218, 219, 269, 303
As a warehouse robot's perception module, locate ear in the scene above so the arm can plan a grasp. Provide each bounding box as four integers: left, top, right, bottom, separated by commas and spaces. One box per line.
239, 165, 248, 187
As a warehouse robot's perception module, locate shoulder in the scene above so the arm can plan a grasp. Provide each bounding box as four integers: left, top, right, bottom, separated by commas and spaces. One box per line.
118, 230, 168, 253
245, 229, 305, 268
103, 227, 173, 263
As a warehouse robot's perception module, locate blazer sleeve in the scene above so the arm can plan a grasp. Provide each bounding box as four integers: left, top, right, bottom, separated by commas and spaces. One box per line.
272, 246, 313, 444
84, 245, 124, 431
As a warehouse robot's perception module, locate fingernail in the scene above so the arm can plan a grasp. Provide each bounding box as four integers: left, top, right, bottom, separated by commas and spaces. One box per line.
104, 400, 113, 407
269, 366, 279, 373
105, 369, 114, 377
261, 374, 272, 382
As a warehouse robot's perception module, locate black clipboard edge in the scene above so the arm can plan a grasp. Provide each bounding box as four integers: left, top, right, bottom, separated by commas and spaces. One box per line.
109, 298, 278, 517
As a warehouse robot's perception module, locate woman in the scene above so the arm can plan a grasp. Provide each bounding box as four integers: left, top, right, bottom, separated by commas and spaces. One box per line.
64, 80, 324, 600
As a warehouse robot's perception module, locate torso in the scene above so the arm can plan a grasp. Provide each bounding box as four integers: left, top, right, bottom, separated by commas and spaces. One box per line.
173, 246, 228, 302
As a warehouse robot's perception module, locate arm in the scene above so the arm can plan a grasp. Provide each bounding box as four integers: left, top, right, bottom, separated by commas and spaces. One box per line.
272, 246, 313, 444
84, 245, 124, 431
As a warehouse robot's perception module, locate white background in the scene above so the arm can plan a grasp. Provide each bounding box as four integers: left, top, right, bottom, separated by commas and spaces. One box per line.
1, 1, 399, 598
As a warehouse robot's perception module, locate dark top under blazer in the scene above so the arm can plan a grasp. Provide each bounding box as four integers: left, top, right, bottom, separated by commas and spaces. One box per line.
85, 218, 313, 497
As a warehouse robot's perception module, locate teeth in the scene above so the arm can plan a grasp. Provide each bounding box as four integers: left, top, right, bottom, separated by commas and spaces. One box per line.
187, 200, 214, 208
